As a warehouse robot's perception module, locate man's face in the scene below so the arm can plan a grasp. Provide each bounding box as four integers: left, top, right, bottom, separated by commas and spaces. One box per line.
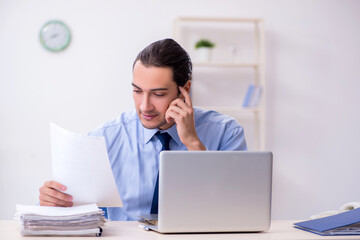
132, 61, 179, 130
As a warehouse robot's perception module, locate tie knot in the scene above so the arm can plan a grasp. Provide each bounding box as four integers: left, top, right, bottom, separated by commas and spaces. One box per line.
156, 132, 171, 151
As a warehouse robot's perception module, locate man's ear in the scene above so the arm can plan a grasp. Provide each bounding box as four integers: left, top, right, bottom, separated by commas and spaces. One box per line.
183, 80, 191, 94
179, 80, 191, 99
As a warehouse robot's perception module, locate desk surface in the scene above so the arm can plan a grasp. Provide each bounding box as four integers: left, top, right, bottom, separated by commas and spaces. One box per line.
1, 220, 359, 240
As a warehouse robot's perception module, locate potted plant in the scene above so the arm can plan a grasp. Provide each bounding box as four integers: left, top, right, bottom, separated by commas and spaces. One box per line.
194, 39, 215, 62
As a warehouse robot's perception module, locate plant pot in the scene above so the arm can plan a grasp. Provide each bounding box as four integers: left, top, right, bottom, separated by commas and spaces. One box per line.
196, 47, 212, 62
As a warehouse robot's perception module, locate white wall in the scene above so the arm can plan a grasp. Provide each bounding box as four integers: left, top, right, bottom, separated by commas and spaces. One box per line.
1, 0, 359, 220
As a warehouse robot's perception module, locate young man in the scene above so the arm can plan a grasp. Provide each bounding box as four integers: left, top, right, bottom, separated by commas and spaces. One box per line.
39, 39, 247, 220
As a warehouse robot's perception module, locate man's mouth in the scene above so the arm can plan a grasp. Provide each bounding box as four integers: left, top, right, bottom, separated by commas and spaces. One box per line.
142, 113, 158, 121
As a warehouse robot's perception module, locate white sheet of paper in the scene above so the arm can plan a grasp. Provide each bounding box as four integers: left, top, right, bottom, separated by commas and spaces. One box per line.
50, 123, 123, 207
16, 203, 101, 217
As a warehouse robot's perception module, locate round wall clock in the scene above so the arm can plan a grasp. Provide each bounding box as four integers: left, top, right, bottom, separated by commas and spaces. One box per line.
39, 20, 71, 52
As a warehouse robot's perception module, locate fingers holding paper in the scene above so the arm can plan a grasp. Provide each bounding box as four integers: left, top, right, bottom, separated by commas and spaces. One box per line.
39, 180, 73, 207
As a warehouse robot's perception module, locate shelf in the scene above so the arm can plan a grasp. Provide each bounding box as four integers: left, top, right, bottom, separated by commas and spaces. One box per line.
195, 106, 263, 113
175, 17, 266, 150
176, 17, 263, 23
193, 62, 260, 68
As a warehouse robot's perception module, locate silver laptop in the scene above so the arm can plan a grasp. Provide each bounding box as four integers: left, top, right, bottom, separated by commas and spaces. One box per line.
147, 151, 273, 233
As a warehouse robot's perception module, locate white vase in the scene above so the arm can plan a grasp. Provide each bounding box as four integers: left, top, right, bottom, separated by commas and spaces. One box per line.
196, 47, 212, 62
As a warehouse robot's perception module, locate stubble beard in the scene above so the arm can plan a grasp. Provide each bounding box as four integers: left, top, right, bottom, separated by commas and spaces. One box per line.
138, 111, 169, 130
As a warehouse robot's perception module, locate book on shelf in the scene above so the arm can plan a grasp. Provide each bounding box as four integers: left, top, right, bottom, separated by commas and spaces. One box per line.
242, 84, 262, 108
15, 203, 106, 236
294, 202, 360, 236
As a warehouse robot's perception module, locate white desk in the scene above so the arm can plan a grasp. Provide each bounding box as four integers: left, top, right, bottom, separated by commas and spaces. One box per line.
1, 220, 359, 240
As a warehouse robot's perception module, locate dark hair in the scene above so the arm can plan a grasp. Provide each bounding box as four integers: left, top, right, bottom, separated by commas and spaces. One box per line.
133, 38, 192, 87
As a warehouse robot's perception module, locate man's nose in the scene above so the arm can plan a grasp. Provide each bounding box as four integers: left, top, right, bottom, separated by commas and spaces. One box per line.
140, 94, 153, 112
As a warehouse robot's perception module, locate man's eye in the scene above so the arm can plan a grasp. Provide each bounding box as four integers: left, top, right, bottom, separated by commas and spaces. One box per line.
153, 93, 165, 97
133, 89, 142, 94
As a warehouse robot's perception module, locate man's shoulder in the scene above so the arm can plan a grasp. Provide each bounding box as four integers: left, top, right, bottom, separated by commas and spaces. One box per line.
194, 107, 240, 128
194, 108, 247, 150
89, 110, 139, 136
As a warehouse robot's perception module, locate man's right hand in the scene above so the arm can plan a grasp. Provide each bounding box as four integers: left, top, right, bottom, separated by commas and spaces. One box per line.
39, 181, 73, 207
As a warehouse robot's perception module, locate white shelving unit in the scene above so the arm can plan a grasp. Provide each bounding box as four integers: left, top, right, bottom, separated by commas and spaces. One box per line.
174, 17, 266, 150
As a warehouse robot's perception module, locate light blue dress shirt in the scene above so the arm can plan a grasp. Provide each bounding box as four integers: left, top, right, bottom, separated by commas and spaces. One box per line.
88, 107, 247, 221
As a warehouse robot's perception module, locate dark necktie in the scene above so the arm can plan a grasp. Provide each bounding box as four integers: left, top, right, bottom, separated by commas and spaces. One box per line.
150, 132, 171, 214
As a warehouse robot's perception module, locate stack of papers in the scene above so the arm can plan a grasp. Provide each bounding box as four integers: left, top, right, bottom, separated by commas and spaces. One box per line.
15, 204, 106, 236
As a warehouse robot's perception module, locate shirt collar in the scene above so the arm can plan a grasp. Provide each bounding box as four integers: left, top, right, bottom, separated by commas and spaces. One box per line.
143, 124, 182, 146
144, 127, 159, 144
166, 124, 182, 146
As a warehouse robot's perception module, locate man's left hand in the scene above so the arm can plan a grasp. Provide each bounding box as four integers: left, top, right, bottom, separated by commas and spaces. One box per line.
165, 87, 206, 150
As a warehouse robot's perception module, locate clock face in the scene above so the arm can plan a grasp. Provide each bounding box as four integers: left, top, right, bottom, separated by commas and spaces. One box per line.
39, 20, 71, 52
